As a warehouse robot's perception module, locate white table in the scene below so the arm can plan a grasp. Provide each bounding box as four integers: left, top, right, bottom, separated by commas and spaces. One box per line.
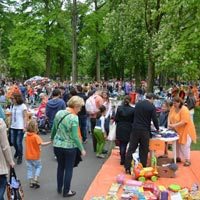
150, 136, 179, 164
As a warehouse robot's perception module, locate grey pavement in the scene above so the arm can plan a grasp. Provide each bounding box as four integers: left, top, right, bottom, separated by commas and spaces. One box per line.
11, 134, 107, 200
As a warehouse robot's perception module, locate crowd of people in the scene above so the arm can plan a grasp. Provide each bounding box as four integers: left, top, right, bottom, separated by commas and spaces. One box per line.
0, 78, 199, 199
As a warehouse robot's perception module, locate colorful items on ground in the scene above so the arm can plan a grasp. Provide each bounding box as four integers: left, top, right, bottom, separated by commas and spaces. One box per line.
91, 175, 200, 200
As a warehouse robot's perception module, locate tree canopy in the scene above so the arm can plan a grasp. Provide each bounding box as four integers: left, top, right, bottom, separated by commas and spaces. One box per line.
0, 0, 199, 90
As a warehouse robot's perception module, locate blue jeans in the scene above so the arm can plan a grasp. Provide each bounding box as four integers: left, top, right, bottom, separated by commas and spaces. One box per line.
0, 174, 7, 200
79, 115, 87, 142
54, 147, 76, 195
26, 160, 42, 179
10, 128, 24, 157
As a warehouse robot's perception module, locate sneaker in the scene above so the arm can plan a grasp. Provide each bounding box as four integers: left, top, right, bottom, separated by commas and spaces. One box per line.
96, 154, 105, 159
63, 190, 76, 197
83, 139, 88, 144
34, 180, 40, 189
102, 150, 108, 154
14, 152, 18, 159
29, 179, 35, 188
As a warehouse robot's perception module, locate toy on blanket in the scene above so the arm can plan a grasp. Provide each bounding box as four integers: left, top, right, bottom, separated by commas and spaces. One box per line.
116, 174, 125, 184
131, 153, 158, 182
108, 183, 121, 195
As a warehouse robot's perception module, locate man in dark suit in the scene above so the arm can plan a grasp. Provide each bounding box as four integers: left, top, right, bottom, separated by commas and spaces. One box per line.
125, 93, 159, 172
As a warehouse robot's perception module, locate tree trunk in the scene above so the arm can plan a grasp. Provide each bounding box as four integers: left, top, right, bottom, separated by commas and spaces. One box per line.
134, 65, 141, 89
45, 45, 51, 77
72, 0, 77, 83
44, 0, 51, 77
95, 51, 100, 81
144, 0, 163, 92
146, 42, 154, 92
94, 0, 100, 81
58, 54, 65, 81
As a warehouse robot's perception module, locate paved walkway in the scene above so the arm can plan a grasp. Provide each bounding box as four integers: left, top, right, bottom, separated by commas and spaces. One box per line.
13, 134, 107, 200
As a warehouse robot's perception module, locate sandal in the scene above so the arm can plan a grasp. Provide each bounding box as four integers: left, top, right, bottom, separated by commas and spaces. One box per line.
183, 161, 191, 167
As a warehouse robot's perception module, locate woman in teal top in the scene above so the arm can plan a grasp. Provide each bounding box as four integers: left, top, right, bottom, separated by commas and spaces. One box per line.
51, 96, 86, 197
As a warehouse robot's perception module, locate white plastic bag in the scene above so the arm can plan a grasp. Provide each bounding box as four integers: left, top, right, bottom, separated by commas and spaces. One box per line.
107, 122, 116, 141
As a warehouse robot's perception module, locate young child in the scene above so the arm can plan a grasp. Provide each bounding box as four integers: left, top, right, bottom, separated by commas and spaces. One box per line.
159, 100, 171, 156
93, 105, 107, 158
25, 119, 51, 188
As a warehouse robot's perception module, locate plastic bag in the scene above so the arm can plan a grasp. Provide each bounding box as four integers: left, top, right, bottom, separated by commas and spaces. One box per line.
7, 167, 24, 200
107, 122, 116, 141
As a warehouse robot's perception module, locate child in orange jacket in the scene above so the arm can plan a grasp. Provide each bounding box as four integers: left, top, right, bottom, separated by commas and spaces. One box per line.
25, 119, 51, 188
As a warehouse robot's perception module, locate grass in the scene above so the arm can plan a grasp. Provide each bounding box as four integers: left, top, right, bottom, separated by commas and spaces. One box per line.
191, 107, 200, 150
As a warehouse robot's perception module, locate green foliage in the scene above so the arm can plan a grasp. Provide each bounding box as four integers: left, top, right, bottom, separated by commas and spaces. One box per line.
0, 0, 199, 82
192, 106, 200, 150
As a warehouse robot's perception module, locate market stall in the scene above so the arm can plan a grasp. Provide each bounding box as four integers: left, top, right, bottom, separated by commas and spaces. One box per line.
83, 148, 200, 200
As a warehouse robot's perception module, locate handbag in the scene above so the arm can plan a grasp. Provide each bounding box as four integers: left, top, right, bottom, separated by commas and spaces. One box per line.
7, 167, 24, 200
107, 122, 116, 141
74, 148, 82, 167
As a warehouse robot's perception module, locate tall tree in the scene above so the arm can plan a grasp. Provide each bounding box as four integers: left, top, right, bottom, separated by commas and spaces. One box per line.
71, 0, 78, 83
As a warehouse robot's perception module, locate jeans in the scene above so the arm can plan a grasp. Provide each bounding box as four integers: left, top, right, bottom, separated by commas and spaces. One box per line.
54, 147, 76, 195
0, 174, 7, 200
26, 160, 42, 179
10, 128, 24, 157
79, 115, 87, 142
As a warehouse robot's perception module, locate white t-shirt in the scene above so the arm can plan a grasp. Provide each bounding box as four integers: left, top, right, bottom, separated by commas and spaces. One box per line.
11, 104, 27, 129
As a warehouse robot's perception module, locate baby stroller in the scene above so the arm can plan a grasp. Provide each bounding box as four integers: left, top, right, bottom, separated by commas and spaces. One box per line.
37, 116, 50, 135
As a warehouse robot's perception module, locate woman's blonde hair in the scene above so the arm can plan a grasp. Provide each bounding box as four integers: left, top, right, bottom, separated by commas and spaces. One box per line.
67, 96, 85, 108
27, 119, 39, 133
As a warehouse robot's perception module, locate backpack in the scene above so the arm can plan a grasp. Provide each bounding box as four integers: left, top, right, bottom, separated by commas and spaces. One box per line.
85, 95, 99, 114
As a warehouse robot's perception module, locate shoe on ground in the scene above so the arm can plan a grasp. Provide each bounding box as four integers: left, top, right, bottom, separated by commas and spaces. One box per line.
176, 157, 182, 163
57, 189, 62, 194
120, 161, 124, 165
125, 169, 131, 175
96, 154, 105, 159
63, 190, 76, 197
102, 150, 108, 154
34, 180, 40, 189
183, 160, 191, 167
29, 179, 35, 188
83, 139, 88, 144
17, 157, 22, 165
14, 153, 18, 159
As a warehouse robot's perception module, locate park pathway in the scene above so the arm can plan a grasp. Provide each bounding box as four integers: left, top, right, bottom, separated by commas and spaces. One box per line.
13, 134, 106, 200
